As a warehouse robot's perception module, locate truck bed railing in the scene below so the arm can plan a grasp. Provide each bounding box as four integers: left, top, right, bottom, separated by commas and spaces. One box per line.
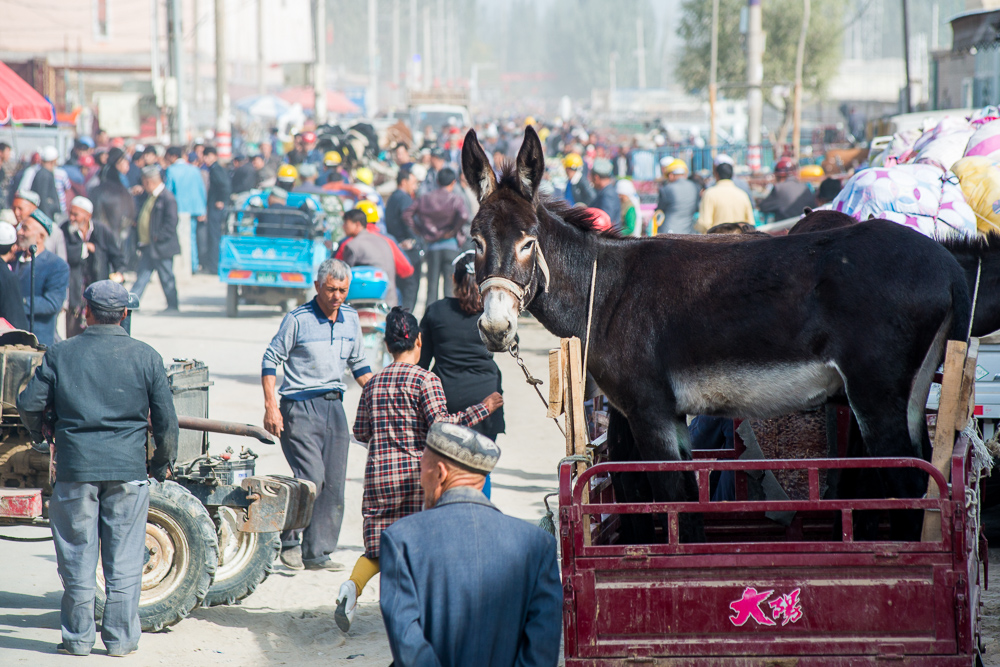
560, 439, 971, 555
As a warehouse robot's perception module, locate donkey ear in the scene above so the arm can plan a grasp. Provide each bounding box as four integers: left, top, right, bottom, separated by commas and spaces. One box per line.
514, 126, 545, 200
461, 129, 497, 202
803, 207, 813, 216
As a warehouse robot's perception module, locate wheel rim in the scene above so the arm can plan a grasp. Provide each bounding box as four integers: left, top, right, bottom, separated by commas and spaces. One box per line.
214, 507, 259, 584
96, 507, 192, 606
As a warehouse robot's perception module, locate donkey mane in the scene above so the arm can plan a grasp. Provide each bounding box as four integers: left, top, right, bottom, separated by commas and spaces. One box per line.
493, 157, 617, 237
938, 230, 1000, 257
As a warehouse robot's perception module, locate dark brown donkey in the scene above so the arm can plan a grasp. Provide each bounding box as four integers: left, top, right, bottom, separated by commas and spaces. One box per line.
463, 127, 972, 542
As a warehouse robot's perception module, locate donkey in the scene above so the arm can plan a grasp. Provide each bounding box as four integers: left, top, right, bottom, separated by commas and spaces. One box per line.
462, 127, 972, 542
791, 209, 1000, 338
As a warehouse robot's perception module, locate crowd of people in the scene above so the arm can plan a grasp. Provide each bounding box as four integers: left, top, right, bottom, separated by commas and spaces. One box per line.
3, 113, 856, 666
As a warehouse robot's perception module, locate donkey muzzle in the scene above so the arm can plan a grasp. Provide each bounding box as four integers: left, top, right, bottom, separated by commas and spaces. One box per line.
478, 288, 519, 352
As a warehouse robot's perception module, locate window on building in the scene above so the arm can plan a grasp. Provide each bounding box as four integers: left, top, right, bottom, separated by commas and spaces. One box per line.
95, 0, 109, 40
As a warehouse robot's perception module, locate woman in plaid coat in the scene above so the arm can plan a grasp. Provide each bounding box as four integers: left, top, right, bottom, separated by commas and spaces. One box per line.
336, 307, 502, 632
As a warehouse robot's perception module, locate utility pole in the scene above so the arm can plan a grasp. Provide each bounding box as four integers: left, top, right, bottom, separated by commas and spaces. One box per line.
368, 0, 379, 114
423, 6, 432, 89
409, 0, 417, 91
636, 16, 646, 90
257, 0, 265, 95
215, 0, 231, 160
792, 0, 811, 161
151, 0, 163, 140
901, 0, 912, 113
192, 0, 200, 116
708, 0, 720, 153
314, 0, 327, 125
392, 0, 400, 105
446, 0, 456, 86
747, 0, 764, 172
436, 0, 445, 86
609, 51, 618, 116
167, 0, 187, 143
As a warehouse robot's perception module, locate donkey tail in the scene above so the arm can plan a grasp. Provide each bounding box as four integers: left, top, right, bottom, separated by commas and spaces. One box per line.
948, 267, 973, 343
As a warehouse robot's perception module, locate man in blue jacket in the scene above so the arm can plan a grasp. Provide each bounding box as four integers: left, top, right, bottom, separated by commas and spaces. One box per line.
378, 423, 562, 667
13, 205, 69, 346
164, 146, 206, 274
589, 158, 621, 230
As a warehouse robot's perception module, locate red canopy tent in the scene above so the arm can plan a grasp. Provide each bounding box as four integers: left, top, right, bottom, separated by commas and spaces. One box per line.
278, 87, 360, 115
0, 61, 55, 125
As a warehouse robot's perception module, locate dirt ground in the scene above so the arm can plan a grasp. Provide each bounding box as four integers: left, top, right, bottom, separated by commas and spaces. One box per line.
2, 272, 1000, 665
0, 273, 566, 666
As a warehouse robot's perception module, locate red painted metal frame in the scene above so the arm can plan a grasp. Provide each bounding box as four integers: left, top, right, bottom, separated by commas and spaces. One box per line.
559, 438, 984, 666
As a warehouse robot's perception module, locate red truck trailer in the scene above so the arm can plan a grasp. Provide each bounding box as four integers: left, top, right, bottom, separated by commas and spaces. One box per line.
558, 435, 985, 666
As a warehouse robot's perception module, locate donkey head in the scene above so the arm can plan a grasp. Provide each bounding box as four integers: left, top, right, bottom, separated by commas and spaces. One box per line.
462, 126, 547, 352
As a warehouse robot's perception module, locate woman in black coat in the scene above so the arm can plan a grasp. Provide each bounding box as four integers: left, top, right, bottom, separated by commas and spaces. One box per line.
419, 250, 505, 444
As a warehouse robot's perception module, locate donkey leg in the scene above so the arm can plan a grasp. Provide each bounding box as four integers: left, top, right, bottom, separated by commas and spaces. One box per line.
626, 410, 705, 544
846, 382, 929, 541
606, 407, 659, 544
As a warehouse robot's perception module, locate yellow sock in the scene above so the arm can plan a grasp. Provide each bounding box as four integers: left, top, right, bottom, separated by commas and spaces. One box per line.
348, 556, 380, 596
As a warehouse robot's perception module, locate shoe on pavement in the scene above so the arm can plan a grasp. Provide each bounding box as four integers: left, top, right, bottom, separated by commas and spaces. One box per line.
303, 558, 345, 571
280, 545, 304, 570
107, 647, 137, 658
335, 580, 358, 632
56, 643, 89, 656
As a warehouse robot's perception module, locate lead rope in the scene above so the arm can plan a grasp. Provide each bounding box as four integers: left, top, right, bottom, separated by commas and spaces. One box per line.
508, 257, 599, 440
968, 256, 982, 341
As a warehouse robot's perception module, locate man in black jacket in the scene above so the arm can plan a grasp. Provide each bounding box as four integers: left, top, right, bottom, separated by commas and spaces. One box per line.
61, 196, 125, 337
385, 167, 422, 312
202, 146, 232, 274
18, 280, 178, 657
130, 167, 181, 311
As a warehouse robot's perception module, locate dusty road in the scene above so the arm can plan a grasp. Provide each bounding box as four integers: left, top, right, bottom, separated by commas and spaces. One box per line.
2, 273, 999, 666
0, 273, 567, 666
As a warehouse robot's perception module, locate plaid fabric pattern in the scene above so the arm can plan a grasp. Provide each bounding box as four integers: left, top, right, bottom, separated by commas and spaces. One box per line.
354, 362, 489, 558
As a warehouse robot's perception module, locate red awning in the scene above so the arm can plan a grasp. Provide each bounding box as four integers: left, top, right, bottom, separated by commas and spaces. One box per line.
0, 61, 55, 125
278, 87, 360, 115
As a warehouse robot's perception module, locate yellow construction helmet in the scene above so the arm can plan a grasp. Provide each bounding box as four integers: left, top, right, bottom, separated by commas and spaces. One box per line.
355, 167, 374, 186
524, 116, 536, 127
277, 163, 298, 180
324, 151, 342, 166
799, 164, 825, 179
355, 199, 379, 224
563, 153, 583, 170
666, 159, 689, 175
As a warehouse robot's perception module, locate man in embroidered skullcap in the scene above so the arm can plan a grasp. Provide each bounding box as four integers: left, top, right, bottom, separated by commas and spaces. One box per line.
379, 422, 562, 667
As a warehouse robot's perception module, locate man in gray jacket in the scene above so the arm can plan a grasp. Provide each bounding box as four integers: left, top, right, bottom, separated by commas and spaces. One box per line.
18, 280, 178, 657
380, 423, 562, 667
262, 258, 373, 571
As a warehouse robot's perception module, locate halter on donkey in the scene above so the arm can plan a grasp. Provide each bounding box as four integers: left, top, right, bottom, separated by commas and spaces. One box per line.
463, 127, 972, 542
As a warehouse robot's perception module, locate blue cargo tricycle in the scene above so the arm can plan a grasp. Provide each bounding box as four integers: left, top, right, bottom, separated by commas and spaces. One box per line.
219, 192, 336, 317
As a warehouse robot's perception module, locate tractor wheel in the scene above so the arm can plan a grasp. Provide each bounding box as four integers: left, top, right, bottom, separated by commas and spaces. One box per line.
226, 285, 239, 318
96, 481, 218, 632
202, 507, 279, 607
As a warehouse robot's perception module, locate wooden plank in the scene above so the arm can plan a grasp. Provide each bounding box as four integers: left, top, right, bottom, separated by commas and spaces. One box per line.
921, 339, 968, 542
561, 338, 573, 458
563, 337, 590, 545
546, 348, 564, 419
961, 338, 980, 424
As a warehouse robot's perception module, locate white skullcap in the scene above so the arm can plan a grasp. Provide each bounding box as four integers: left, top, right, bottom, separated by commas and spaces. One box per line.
39, 146, 59, 162
659, 155, 674, 168
71, 196, 93, 214
714, 153, 735, 166
0, 222, 16, 246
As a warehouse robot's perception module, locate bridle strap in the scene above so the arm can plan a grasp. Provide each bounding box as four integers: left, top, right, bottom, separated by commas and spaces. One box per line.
478, 244, 549, 311
479, 276, 526, 302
